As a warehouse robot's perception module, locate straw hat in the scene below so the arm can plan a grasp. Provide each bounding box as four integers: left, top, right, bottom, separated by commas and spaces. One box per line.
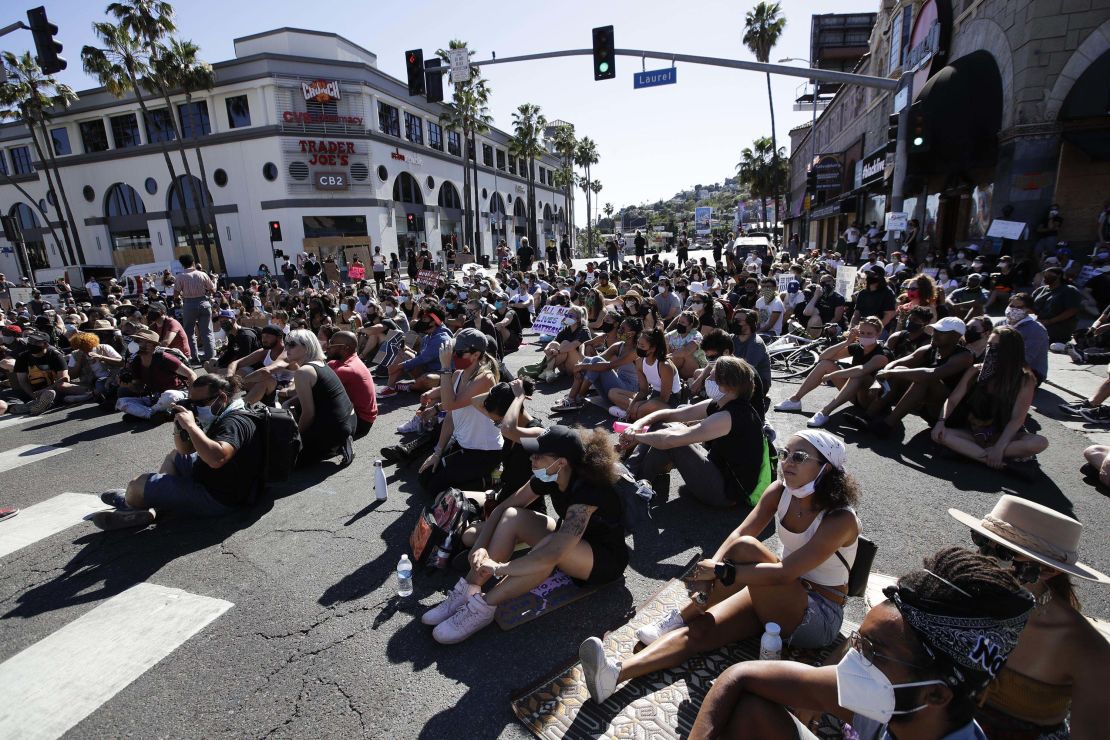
949, 495, 1109, 583
127, 327, 161, 344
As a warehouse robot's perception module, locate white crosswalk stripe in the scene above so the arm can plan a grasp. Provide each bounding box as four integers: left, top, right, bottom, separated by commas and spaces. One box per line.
0, 414, 39, 428
0, 493, 105, 560
0, 444, 69, 475
0, 583, 233, 740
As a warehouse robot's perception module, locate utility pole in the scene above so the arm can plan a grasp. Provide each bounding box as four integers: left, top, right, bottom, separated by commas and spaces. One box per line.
887, 74, 912, 253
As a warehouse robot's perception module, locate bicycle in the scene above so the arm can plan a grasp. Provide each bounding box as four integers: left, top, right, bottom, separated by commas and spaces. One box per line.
766, 322, 841, 380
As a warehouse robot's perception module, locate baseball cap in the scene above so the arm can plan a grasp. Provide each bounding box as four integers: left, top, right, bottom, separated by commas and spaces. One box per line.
519, 425, 585, 465
218, 309, 236, 318
26, 331, 50, 344
967, 273, 983, 283
926, 317, 966, 335
453, 328, 488, 353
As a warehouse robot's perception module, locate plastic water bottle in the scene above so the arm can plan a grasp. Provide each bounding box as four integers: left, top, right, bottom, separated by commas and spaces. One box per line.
490, 463, 503, 491
396, 554, 413, 597
434, 534, 453, 570
374, 460, 388, 501
760, 622, 783, 660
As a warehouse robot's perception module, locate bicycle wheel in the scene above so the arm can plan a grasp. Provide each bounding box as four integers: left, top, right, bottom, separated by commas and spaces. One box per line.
770, 346, 821, 380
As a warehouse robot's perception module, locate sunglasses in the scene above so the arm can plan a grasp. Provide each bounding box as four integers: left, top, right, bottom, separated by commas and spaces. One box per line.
971, 531, 1044, 583
847, 630, 932, 671
453, 349, 475, 357
777, 449, 818, 465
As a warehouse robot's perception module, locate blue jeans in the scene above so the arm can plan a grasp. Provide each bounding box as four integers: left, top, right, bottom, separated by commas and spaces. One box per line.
580, 355, 637, 400
181, 297, 214, 361
144, 452, 235, 517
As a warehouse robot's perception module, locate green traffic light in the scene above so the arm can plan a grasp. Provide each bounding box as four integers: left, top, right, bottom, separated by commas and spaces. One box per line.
598, 62, 609, 73
912, 136, 924, 146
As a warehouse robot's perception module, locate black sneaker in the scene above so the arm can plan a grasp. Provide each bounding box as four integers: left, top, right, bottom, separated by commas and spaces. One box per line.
90, 509, 155, 531
1079, 406, 1110, 424
340, 435, 355, 468
99, 489, 133, 510
1058, 400, 1093, 417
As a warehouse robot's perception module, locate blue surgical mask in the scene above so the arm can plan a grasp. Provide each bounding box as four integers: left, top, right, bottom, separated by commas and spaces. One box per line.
531, 461, 560, 483
196, 405, 216, 425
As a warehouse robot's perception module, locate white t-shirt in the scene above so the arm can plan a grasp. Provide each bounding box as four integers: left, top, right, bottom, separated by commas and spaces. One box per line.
372, 253, 387, 271
85, 280, 102, 297
744, 256, 763, 273
843, 227, 860, 244
88, 343, 121, 380
755, 295, 786, 335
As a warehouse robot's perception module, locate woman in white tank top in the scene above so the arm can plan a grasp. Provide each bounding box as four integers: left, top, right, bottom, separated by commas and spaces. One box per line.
578, 429, 861, 704
607, 327, 681, 422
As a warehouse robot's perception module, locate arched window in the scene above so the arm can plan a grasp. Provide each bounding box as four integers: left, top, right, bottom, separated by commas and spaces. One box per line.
393, 172, 424, 204
543, 203, 553, 221
104, 183, 146, 217
514, 198, 527, 217
166, 174, 212, 212
11, 202, 40, 230
438, 182, 462, 210
489, 192, 505, 215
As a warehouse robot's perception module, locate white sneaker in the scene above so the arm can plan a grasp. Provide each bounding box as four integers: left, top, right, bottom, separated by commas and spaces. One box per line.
807, 411, 830, 428
608, 405, 628, 420
635, 608, 685, 646
1049, 342, 1067, 353
432, 593, 496, 644
774, 398, 802, 412
422, 577, 472, 626
579, 636, 621, 704
396, 416, 423, 434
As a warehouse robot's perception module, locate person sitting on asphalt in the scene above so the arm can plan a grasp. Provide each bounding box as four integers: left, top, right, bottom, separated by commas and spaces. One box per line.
961, 315, 993, 361
1032, 266, 1083, 344
94, 374, 265, 530
422, 425, 625, 644
607, 326, 680, 421
1002, 292, 1049, 384
115, 327, 196, 420
884, 304, 933, 360
774, 317, 893, 428
283, 329, 357, 467
206, 311, 260, 375
418, 328, 504, 496
730, 308, 772, 392
850, 265, 898, 332
931, 327, 1048, 472
665, 310, 705, 380
799, 272, 847, 337
578, 430, 860, 704
64, 331, 122, 404
863, 317, 974, 436
230, 326, 292, 405
689, 546, 1034, 740
688, 331, 770, 414
945, 272, 989, 322
622, 356, 768, 508
382, 305, 452, 397
324, 330, 377, 441
554, 317, 641, 414
146, 305, 191, 361
6, 331, 68, 415
538, 305, 590, 383
949, 495, 1110, 739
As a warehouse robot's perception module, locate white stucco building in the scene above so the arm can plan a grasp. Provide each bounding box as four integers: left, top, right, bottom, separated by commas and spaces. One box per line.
0, 28, 570, 280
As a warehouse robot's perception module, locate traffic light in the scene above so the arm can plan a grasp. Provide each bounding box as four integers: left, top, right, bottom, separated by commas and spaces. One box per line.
806, 169, 818, 193
405, 49, 425, 97
424, 58, 443, 104
268, 221, 282, 242
27, 6, 66, 75
406, 213, 416, 229
886, 113, 900, 154
908, 103, 929, 153
592, 26, 615, 81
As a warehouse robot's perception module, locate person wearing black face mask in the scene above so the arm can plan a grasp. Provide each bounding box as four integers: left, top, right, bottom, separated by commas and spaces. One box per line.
851, 267, 897, 332
8, 332, 66, 415
666, 310, 705, 380
556, 318, 642, 413
885, 305, 936, 360
206, 314, 260, 375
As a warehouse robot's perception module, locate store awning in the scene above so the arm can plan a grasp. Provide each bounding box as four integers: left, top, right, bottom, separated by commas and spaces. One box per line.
912, 50, 1002, 173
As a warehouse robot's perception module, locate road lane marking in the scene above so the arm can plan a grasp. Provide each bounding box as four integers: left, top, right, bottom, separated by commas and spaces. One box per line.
0, 583, 233, 740
0, 414, 38, 429
0, 444, 69, 475
0, 493, 102, 560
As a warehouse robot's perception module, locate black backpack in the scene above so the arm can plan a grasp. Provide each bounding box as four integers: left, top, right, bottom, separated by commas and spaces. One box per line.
410, 488, 480, 568
244, 403, 302, 483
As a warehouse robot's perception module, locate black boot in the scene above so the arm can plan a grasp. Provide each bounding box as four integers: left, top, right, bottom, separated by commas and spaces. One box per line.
381, 429, 436, 464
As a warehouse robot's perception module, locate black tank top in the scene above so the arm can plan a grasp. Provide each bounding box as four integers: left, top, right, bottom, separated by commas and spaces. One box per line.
308, 361, 355, 437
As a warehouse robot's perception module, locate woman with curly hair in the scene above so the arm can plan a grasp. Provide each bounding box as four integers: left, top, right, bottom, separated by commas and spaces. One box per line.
895, 273, 939, 330
580, 429, 861, 704
423, 425, 627, 644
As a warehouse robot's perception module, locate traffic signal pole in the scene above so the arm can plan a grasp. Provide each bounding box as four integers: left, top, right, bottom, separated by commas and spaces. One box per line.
887, 74, 912, 254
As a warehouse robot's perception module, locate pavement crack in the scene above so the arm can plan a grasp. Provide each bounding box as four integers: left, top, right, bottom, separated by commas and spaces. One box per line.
319, 676, 367, 730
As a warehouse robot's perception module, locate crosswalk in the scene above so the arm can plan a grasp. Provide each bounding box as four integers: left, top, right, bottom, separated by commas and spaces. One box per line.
0, 443, 69, 474
0, 492, 103, 559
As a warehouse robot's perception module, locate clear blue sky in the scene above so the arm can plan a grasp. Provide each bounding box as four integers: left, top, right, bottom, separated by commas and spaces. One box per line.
3, 0, 872, 220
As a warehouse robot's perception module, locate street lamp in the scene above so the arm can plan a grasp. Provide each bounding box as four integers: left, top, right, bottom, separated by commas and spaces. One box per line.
780, 57, 819, 251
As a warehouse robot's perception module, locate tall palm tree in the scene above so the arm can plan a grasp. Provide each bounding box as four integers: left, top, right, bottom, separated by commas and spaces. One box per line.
509, 103, 547, 251
437, 40, 492, 256
743, 2, 786, 233
574, 137, 599, 252
550, 123, 577, 246
108, 0, 217, 269
603, 202, 614, 229
0, 51, 83, 265
736, 136, 781, 227
82, 20, 200, 263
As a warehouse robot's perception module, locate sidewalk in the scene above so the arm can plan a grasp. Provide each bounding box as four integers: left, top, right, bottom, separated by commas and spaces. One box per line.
1044, 351, 1110, 446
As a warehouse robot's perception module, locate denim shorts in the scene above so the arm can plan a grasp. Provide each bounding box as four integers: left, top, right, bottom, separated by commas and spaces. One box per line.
143, 452, 235, 518
786, 589, 845, 649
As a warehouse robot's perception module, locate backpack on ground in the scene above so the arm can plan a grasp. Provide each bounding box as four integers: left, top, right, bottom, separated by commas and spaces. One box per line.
612, 462, 655, 534
244, 403, 301, 483
410, 487, 481, 567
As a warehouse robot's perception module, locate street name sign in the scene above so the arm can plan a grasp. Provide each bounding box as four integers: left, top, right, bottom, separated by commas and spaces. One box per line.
634, 67, 677, 89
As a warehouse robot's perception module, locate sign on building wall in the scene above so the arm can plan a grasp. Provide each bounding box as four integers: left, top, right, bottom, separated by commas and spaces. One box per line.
301, 79, 342, 102
281, 137, 372, 195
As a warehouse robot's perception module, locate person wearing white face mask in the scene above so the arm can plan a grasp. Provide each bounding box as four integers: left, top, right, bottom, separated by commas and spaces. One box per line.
690, 546, 1034, 740
621, 356, 769, 508
579, 430, 860, 705
1001, 293, 1049, 384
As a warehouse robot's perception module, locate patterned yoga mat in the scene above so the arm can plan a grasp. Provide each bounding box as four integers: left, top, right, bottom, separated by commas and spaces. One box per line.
511, 570, 855, 739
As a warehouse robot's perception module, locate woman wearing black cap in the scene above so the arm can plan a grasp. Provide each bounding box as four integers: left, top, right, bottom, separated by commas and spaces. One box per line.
423, 424, 626, 644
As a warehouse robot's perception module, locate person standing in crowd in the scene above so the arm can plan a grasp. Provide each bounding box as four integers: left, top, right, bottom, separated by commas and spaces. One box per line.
560, 235, 572, 266
606, 239, 619, 272
545, 239, 558, 267
690, 546, 1034, 740
422, 425, 626, 644
284, 329, 356, 467
634, 230, 647, 265
580, 431, 860, 704
280, 256, 297, 288
372, 246, 388, 290
517, 237, 535, 271
950, 496, 1109, 739
324, 331, 377, 441
85, 275, 104, 305
176, 254, 216, 363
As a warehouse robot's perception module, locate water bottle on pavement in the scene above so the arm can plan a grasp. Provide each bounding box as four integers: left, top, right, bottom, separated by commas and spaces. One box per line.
433, 534, 453, 570
396, 554, 413, 597
374, 460, 388, 501
760, 622, 783, 660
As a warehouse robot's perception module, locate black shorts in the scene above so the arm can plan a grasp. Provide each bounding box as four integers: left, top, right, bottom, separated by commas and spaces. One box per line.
578, 536, 628, 586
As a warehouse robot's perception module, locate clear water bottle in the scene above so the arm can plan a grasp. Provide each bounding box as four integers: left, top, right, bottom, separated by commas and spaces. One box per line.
490, 463, 502, 491
374, 459, 388, 501
760, 622, 783, 660
396, 554, 413, 597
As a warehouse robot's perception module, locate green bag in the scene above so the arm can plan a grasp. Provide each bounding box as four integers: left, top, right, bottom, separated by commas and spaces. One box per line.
748, 436, 774, 507
516, 357, 549, 379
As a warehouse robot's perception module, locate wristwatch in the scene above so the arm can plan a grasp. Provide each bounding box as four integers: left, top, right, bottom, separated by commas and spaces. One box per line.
714, 560, 737, 586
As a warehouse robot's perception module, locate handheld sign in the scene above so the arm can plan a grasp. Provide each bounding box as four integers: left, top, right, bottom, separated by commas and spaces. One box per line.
532, 305, 572, 337
836, 265, 859, 301
986, 219, 1027, 240
417, 270, 438, 287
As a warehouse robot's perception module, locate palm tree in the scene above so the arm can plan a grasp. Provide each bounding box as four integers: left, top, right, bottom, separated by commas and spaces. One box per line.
509, 103, 547, 251
550, 122, 577, 246
743, 2, 786, 234
0, 51, 83, 265
574, 137, 599, 252
107, 0, 217, 269
82, 20, 200, 263
736, 136, 782, 228
603, 202, 614, 229
437, 41, 492, 256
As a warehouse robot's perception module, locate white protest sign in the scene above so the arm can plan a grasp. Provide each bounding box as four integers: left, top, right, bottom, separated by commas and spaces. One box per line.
532, 305, 572, 336
884, 211, 908, 232
836, 265, 858, 301
776, 273, 791, 294
986, 219, 1027, 240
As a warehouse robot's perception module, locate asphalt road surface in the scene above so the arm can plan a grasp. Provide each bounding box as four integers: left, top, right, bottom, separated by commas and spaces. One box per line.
1, 323, 1108, 739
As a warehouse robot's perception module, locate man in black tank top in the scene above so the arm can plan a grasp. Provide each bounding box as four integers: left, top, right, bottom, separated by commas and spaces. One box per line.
865, 317, 975, 436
